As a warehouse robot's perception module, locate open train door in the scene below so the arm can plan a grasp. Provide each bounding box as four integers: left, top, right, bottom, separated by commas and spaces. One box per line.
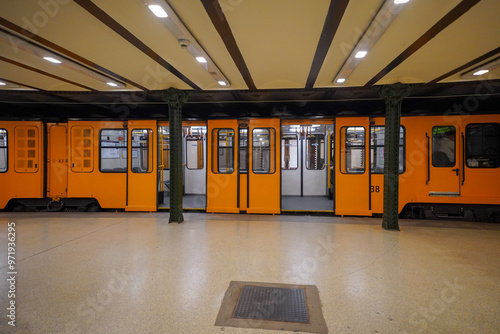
207, 119, 239, 213
335, 117, 372, 216
247, 119, 281, 214
126, 120, 157, 211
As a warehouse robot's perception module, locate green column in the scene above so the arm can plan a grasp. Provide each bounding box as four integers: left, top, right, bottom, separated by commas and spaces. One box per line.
160, 88, 191, 224
376, 83, 412, 231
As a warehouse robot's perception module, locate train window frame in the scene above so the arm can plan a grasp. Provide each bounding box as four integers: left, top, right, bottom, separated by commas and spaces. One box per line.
131, 129, 153, 174
70, 126, 94, 173
432, 126, 456, 168
252, 127, 276, 174
281, 134, 298, 170
465, 123, 500, 169
14, 126, 39, 173
186, 135, 204, 170
340, 126, 366, 174
212, 128, 235, 174
239, 128, 249, 173
99, 129, 128, 173
0, 129, 7, 173
305, 134, 325, 170
370, 126, 406, 174
159, 128, 170, 170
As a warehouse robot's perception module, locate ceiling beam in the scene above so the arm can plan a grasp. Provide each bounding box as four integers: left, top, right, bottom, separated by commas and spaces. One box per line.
429, 46, 500, 84
0, 17, 147, 91
73, 0, 201, 91
200, 0, 256, 91
305, 0, 350, 89
0, 56, 96, 91
364, 0, 481, 88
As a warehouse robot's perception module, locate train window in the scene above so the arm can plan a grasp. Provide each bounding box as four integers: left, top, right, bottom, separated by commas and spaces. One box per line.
0, 129, 7, 172
432, 126, 456, 167
131, 129, 152, 173
340, 127, 365, 174
466, 123, 500, 168
306, 134, 325, 170
99, 129, 127, 173
213, 128, 234, 173
159, 128, 170, 170
71, 126, 94, 172
253, 128, 275, 174
186, 135, 203, 170
14, 126, 39, 173
239, 128, 248, 173
281, 134, 298, 170
370, 126, 405, 174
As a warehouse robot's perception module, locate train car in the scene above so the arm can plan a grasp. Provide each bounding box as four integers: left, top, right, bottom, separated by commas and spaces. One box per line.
1, 115, 499, 221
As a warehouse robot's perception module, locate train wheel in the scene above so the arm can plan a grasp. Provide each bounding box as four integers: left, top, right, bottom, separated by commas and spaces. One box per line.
87, 203, 101, 212
402, 209, 418, 219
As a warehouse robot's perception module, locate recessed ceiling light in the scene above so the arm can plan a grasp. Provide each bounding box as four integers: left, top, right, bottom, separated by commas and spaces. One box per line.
394, 0, 410, 4
43, 56, 61, 64
148, 5, 168, 18
473, 69, 489, 76
106, 82, 119, 87
218, 81, 227, 86
0, 81, 6, 86
336, 78, 346, 83
196, 57, 207, 63
354, 51, 368, 59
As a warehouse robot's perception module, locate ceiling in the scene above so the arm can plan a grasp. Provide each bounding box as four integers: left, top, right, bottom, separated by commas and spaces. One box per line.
0, 0, 499, 119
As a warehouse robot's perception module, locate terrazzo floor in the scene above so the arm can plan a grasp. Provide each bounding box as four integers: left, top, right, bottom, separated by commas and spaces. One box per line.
0, 212, 499, 333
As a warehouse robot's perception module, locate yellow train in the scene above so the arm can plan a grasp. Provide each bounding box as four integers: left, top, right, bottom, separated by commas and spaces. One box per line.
1, 114, 499, 221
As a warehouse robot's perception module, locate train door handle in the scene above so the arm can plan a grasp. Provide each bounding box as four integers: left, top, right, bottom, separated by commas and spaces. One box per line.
452, 168, 459, 176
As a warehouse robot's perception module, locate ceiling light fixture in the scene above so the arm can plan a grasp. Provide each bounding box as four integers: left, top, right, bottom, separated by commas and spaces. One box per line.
142, 0, 230, 87
196, 57, 207, 63
0, 29, 126, 89
333, 0, 412, 86
43, 56, 62, 64
461, 57, 500, 79
106, 82, 119, 87
148, 5, 168, 17
0, 81, 6, 86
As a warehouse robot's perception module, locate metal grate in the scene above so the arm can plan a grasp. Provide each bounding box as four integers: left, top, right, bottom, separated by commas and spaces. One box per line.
232, 285, 309, 323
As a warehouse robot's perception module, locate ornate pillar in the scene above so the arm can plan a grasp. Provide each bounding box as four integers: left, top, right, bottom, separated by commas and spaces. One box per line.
376, 83, 412, 230
160, 88, 190, 223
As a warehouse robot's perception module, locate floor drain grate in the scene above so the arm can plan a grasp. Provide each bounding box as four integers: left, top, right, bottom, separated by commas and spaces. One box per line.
215, 281, 328, 334
233, 285, 309, 323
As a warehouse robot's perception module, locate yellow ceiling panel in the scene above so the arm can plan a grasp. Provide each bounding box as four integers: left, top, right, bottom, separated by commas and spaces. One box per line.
0, 60, 83, 91
168, 0, 248, 90
0, 0, 191, 90
346, 0, 461, 86
222, 0, 330, 89
378, 0, 500, 85
315, 0, 386, 88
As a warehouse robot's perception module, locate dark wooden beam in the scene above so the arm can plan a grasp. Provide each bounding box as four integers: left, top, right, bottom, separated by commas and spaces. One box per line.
305, 0, 350, 89
200, 0, 256, 91
429, 47, 500, 84
0, 56, 96, 91
0, 18, 147, 91
365, 0, 481, 87
73, 0, 201, 91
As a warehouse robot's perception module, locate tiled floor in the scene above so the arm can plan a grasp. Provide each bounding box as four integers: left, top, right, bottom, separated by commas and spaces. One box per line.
0, 212, 499, 333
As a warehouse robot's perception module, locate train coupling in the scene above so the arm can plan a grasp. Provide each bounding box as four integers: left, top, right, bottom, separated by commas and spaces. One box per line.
47, 197, 64, 212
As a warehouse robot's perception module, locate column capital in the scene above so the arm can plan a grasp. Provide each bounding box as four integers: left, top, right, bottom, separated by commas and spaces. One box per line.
375, 83, 415, 102
159, 88, 191, 109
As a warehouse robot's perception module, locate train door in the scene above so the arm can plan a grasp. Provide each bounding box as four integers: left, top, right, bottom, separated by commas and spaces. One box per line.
126, 120, 157, 211
207, 119, 280, 214
335, 117, 372, 216
428, 125, 461, 196
281, 121, 334, 212
207, 119, 239, 213
47, 123, 68, 198
247, 119, 280, 214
